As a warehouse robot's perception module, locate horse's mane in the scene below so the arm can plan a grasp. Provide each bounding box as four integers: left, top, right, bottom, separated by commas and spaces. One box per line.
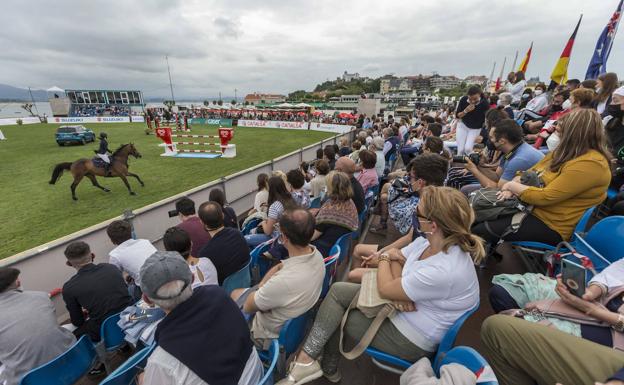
112, 143, 130, 157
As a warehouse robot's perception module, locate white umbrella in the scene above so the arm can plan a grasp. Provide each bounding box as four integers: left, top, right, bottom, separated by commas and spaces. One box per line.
276, 102, 294, 108
294, 103, 311, 108
46, 86, 65, 93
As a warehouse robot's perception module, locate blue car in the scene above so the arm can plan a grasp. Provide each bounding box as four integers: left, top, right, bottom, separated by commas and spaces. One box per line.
55, 125, 96, 146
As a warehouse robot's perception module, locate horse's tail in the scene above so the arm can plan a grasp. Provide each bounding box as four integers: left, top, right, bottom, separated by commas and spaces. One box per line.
49, 162, 72, 184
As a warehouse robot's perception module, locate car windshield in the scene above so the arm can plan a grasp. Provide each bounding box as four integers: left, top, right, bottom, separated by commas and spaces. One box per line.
57, 127, 76, 133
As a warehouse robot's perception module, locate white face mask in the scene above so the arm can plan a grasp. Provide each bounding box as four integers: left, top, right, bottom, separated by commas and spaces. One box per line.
562, 99, 572, 110
546, 132, 561, 151
534, 90, 543, 96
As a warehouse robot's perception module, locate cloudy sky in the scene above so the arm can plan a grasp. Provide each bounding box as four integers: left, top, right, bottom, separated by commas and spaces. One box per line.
1, 0, 622, 99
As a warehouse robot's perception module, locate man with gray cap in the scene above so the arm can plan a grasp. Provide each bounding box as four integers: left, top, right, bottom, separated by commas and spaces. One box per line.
140, 251, 262, 385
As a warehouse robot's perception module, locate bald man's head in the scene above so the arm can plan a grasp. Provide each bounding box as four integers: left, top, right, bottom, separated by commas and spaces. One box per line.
335, 156, 356, 176
279, 209, 315, 247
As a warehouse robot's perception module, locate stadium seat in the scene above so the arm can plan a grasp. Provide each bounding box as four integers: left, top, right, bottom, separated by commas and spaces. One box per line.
258, 340, 280, 385
365, 301, 480, 375
20, 335, 98, 385
310, 196, 322, 209
242, 218, 263, 236
353, 206, 370, 240
321, 249, 340, 298
99, 344, 155, 385
276, 311, 313, 377
98, 312, 127, 373
250, 240, 274, 285
436, 346, 498, 384
331, 233, 352, 265
223, 261, 252, 294
577, 215, 624, 264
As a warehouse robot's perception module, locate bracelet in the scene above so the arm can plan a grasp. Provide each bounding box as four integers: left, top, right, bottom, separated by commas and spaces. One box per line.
378, 254, 391, 264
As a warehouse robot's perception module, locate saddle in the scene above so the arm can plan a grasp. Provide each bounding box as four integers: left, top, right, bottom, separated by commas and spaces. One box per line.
91, 157, 108, 168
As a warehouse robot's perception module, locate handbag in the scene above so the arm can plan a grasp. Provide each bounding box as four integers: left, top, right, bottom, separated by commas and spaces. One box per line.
339, 269, 396, 359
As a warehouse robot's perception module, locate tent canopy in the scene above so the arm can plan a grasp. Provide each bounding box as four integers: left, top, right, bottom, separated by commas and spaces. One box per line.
46, 86, 65, 93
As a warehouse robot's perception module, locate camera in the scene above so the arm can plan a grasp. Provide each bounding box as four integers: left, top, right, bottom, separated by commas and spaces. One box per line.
167, 209, 179, 218
452, 152, 481, 165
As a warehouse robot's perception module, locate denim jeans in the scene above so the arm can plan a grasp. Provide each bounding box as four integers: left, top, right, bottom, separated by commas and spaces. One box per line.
244, 233, 271, 250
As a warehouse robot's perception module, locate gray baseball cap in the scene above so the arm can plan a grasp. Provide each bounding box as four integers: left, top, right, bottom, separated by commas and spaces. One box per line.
140, 251, 192, 300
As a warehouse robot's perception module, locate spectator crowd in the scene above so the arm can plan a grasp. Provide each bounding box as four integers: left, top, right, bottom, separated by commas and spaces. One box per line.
2, 70, 624, 385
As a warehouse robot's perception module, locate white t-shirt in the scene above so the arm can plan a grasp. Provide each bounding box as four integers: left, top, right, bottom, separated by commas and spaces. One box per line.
108, 238, 157, 287
253, 190, 269, 213
189, 259, 218, 288
389, 237, 479, 352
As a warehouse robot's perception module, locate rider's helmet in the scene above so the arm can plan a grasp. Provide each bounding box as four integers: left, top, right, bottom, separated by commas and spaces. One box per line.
99, 132, 108, 139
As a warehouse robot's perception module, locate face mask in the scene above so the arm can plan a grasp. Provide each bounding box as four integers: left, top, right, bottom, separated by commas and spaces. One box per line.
551, 104, 563, 112
607, 104, 624, 118
411, 210, 432, 239
546, 132, 561, 151
562, 99, 572, 110
534, 90, 543, 96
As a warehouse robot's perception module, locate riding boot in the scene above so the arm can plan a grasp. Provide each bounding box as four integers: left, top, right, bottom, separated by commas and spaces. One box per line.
105, 164, 111, 177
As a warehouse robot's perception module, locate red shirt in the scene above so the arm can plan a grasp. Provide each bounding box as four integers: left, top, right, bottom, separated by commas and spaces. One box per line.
177, 216, 211, 257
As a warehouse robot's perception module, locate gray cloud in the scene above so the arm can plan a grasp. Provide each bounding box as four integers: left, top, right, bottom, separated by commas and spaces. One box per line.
0, 0, 622, 99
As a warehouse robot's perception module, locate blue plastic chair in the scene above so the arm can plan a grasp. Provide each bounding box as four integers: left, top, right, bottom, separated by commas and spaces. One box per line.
353, 206, 369, 239
223, 261, 251, 294
436, 346, 498, 384
258, 340, 280, 385
100, 344, 156, 385
98, 312, 127, 373
365, 301, 480, 375
20, 335, 98, 385
321, 251, 340, 298
579, 215, 624, 263
250, 240, 274, 284
276, 311, 313, 376
242, 218, 263, 236
330, 233, 352, 265
310, 196, 322, 209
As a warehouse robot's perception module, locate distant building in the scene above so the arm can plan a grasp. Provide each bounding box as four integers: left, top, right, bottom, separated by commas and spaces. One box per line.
527, 76, 542, 86
244, 93, 286, 105
342, 71, 361, 82
464, 75, 488, 87
429, 74, 461, 90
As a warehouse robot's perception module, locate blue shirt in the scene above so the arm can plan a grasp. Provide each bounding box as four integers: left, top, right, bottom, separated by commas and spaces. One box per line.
499, 142, 544, 181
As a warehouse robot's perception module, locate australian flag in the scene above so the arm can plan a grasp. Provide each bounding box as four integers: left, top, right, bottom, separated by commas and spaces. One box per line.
585, 0, 623, 80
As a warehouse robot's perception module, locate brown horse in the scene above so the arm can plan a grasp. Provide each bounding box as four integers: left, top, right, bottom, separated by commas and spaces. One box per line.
49, 143, 144, 200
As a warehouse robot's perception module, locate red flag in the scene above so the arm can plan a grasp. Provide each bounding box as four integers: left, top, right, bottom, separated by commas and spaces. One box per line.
518, 42, 533, 73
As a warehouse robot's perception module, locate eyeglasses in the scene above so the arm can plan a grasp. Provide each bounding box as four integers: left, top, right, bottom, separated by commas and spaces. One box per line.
415, 205, 430, 222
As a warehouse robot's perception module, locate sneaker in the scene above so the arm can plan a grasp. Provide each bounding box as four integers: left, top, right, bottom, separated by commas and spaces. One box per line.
88, 363, 105, 376
276, 360, 323, 385
369, 223, 387, 234
323, 369, 342, 383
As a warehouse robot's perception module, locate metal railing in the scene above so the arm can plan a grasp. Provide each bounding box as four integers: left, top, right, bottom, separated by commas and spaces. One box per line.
1, 130, 354, 319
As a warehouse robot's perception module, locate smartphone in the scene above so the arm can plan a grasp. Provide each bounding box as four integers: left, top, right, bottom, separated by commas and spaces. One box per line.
561, 259, 587, 298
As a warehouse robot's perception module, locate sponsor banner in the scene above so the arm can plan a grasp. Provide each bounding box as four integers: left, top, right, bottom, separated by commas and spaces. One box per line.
238, 120, 307, 130
311, 123, 355, 134
48, 116, 131, 124
0, 117, 41, 126
131, 116, 145, 123
189, 118, 233, 126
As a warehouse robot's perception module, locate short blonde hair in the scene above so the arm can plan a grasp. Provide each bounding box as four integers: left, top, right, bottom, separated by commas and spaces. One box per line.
325, 171, 353, 201
418, 186, 485, 264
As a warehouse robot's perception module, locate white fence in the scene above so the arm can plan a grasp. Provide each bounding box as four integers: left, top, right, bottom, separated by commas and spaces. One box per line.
1, 130, 354, 320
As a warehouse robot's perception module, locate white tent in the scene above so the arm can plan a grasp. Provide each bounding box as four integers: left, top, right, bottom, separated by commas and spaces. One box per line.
276, 103, 294, 108
46, 86, 65, 93
294, 103, 311, 108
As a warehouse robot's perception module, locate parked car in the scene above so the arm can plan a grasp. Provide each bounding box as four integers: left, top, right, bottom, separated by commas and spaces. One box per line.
55, 125, 96, 146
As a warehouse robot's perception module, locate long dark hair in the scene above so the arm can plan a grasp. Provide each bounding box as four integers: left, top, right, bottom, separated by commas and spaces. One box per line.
267, 176, 296, 209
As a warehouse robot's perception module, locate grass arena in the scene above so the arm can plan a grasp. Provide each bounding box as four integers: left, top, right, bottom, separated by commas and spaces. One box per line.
0, 122, 333, 260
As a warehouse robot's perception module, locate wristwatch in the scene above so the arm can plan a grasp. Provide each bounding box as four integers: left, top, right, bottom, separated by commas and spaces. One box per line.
613, 314, 624, 333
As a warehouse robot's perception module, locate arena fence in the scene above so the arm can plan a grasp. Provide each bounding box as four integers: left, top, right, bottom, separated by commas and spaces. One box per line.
0, 130, 355, 320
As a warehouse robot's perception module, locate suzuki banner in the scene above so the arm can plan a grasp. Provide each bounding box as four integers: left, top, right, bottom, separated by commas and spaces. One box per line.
49, 116, 131, 124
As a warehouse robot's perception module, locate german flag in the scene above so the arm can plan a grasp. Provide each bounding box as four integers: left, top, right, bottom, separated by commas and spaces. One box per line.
517, 42, 533, 74
549, 15, 583, 90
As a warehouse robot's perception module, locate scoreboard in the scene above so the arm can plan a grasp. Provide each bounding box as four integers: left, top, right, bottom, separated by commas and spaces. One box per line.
65, 90, 144, 106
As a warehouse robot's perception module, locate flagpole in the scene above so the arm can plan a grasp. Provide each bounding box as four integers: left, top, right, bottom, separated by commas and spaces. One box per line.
499, 56, 507, 81
511, 50, 519, 72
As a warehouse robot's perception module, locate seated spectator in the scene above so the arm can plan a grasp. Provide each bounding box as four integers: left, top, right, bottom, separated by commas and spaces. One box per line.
310, 159, 329, 198
311, 171, 359, 257
606, 86, 624, 189
400, 116, 435, 164
209, 188, 238, 230
338, 138, 351, 157
517, 83, 549, 121
62, 241, 132, 342
198, 202, 250, 285
473, 108, 612, 247
355, 149, 379, 192
348, 140, 363, 163
249, 173, 269, 215
245, 176, 298, 249
593, 72, 619, 116
287, 169, 310, 209
323, 145, 337, 170
497, 92, 515, 119
461, 119, 543, 196
231, 210, 325, 348
0, 267, 75, 385
481, 315, 624, 385
107, 220, 156, 300
174, 197, 211, 258
277, 186, 483, 385
335, 157, 365, 214
163, 227, 218, 288
570, 87, 596, 109
382, 127, 400, 164
371, 136, 386, 177
358, 153, 448, 263
139, 252, 262, 385
422, 136, 451, 160
566, 78, 581, 91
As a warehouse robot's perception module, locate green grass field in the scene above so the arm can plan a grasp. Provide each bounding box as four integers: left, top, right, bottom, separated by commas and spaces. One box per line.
0, 122, 333, 259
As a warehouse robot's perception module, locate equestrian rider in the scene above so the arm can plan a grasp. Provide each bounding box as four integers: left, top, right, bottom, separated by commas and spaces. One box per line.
95, 132, 112, 176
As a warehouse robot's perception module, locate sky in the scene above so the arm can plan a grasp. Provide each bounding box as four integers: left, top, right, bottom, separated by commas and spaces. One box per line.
1, 0, 623, 99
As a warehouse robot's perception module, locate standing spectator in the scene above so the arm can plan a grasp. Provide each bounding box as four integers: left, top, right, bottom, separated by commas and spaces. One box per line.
335, 157, 365, 214
62, 241, 132, 342
356, 149, 379, 192
175, 197, 211, 258
163, 227, 218, 288
310, 160, 329, 198
508, 71, 527, 107
311, 171, 359, 257
106, 220, 156, 300
287, 169, 310, 209
0, 267, 75, 385
198, 202, 250, 285
231, 210, 325, 348
139, 252, 262, 385
209, 188, 238, 230
250, 173, 269, 214
455, 86, 490, 155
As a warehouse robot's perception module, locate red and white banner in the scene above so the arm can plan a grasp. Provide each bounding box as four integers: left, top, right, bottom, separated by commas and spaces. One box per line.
237, 120, 354, 134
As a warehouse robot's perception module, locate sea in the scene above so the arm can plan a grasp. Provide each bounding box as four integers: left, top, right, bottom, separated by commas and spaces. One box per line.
0, 102, 52, 118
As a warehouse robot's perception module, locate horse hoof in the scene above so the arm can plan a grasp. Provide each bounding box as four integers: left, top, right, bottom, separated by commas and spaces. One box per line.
140, 183, 145, 187
130, 192, 136, 196
103, 188, 110, 192
72, 197, 78, 201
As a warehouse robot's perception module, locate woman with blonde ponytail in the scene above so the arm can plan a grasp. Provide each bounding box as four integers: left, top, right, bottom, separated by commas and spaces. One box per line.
278, 186, 481, 385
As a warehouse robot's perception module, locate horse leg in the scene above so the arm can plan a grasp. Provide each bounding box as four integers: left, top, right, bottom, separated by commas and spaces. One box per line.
86, 174, 110, 192
126, 172, 145, 187
70, 174, 84, 201
118, 175, 136, 195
